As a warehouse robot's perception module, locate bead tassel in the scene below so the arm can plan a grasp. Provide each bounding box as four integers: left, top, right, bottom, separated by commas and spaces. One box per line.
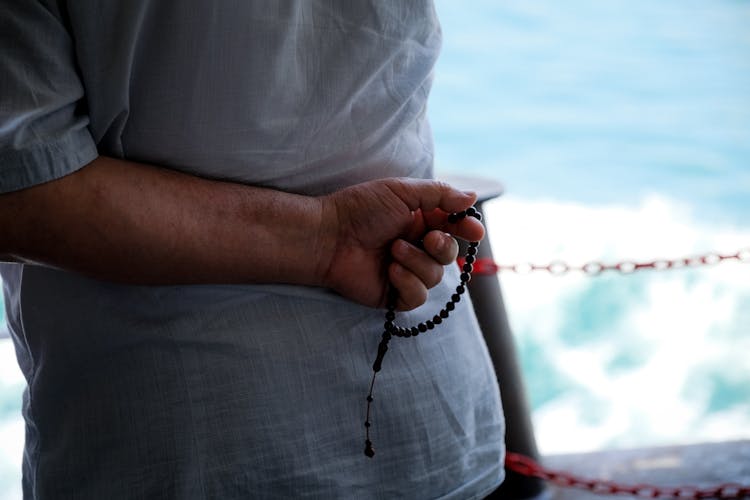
364, 208, 482, 457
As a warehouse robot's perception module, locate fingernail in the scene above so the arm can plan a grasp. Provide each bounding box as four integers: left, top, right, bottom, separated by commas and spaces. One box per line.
462, 190, 477, 198
445, 233, 458, 252
433, 234, 445, 252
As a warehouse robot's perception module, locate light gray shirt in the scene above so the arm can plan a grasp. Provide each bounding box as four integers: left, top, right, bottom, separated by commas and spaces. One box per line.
0, 1, 505, 498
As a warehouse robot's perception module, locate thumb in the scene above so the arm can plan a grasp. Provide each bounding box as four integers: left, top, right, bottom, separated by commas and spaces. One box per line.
385, 178, 478, 214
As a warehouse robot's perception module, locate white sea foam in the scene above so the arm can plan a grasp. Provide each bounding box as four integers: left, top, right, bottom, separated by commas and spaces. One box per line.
0, 418, 23, 500
0, 341, 23, 496
483, 193, 750, 454
0, 342, 22, 387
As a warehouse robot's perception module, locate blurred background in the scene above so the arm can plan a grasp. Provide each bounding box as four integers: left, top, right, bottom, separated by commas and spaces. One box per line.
430, 0, 750, 456
1, 0, 749, 497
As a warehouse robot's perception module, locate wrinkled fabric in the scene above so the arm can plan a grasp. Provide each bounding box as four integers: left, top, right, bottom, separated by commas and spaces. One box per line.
0, 1, 505, 498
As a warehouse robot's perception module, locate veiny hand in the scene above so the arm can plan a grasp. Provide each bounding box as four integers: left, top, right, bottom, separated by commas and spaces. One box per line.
319, 178, 485, 310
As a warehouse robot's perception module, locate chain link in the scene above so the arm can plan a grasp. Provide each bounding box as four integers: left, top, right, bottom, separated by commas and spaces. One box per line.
460, 248, 750, 277
505, 452, 750, 499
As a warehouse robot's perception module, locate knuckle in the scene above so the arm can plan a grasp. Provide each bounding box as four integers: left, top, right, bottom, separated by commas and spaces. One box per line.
434, 180, 451, 192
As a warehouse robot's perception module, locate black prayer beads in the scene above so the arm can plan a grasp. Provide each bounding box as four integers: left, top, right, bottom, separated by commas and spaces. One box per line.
363, 207, 482, 458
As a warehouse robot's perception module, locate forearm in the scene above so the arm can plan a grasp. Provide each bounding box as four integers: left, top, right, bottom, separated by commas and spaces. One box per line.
0, 156, 333, 286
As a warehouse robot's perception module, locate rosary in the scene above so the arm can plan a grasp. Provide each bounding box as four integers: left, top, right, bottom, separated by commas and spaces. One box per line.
363, 207, 482, 458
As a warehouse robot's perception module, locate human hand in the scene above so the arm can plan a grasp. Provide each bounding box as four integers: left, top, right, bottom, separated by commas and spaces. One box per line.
318, 178, 485, 310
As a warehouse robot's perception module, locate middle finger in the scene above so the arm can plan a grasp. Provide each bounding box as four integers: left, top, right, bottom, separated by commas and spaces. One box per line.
390, 238, 445, 290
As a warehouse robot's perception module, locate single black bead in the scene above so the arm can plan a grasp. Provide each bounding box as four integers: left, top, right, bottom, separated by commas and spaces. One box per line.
402, 327, 412, 338
364, 441, 375, 458
384, 320, 394, 331
385, 310, 395, 321
447, 213, 459, 224
418, 322, 428, 332
456, 285, 466, 294
460, 272, 471, 283
440, 309, 450, 318
446, 302, 455, 311
366, 395, 373, 402
469, 241, 479, 248
466, 207, 476, 217
433, 315, 443, 325
411, 326, 420, 336
451, 293, 461, 303
463, 263, 473, 273
364, 421, 371, 428
426, 320, 435, 330
474, 212, 482, 221
467, 246, 477, 256
465, 255, 476, 264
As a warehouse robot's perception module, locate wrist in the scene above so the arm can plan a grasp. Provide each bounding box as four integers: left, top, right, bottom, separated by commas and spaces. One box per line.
312, 193, 342, 289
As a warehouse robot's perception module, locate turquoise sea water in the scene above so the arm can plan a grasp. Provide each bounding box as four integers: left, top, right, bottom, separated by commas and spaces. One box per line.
432, 0, 750, 224
1, 0, 749, 495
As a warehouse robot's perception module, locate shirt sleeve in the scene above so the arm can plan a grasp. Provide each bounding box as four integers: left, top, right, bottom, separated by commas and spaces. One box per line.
0, 0, 97, 194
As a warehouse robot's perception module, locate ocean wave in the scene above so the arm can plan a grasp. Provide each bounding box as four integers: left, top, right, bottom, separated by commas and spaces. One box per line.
483, 194, 750, 454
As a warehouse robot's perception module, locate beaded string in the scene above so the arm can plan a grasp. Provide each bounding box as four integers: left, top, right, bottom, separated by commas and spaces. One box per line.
364, 207, 482, 458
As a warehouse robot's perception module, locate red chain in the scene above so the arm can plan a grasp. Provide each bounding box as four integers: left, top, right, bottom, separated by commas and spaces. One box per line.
505, 452, 750, 499
460, 248, 750, 277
